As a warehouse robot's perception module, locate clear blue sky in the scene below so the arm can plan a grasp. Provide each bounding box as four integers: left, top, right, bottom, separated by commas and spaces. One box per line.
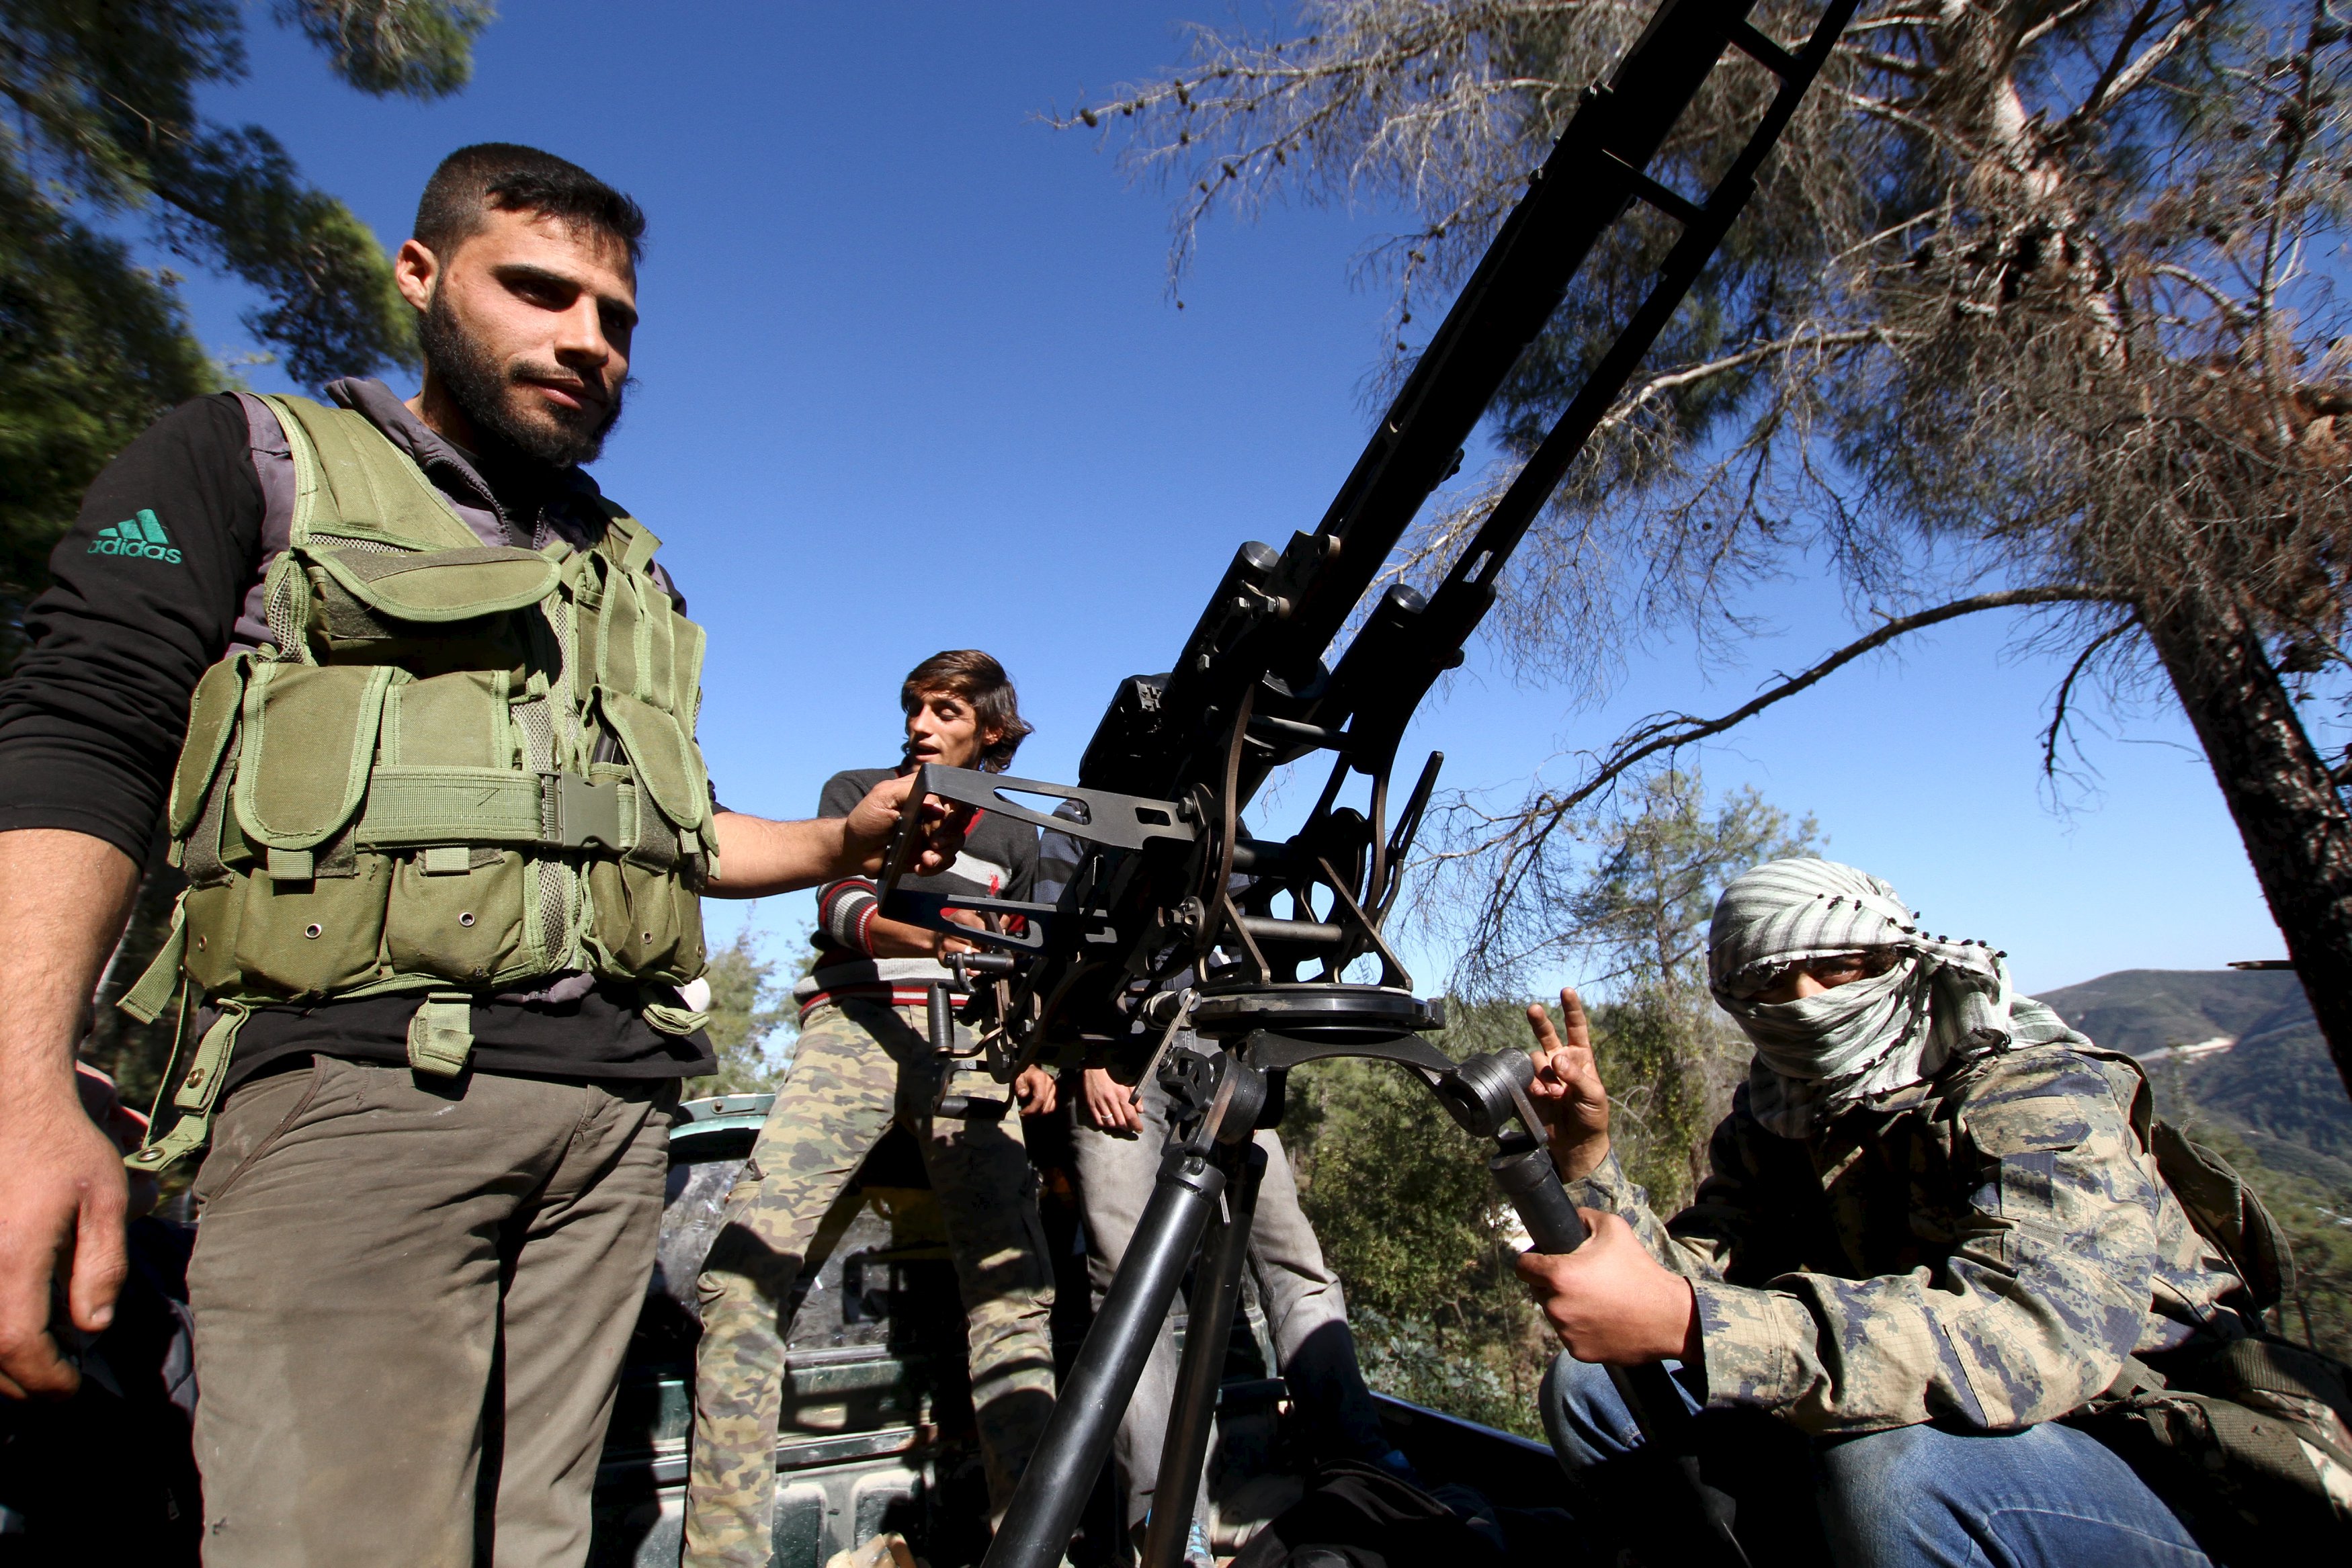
169, 1, 2296, 1000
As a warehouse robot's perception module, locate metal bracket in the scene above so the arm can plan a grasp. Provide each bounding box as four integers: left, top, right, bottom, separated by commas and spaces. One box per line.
882, 889, 1064, 952
874, 763, 1198, 913
1241, 1027, 1456, 1079
909, 763, 1198, 851
1161, 1048, 1264, 1149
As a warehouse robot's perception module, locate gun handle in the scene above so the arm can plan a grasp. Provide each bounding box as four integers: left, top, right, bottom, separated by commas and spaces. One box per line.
1490, 1135, 1589, 1254
1493, 1138, 1747, 1562
927, 983, 956, 1056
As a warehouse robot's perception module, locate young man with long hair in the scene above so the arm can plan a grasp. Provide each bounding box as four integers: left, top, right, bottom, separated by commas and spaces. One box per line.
685, 650, 1060, 1567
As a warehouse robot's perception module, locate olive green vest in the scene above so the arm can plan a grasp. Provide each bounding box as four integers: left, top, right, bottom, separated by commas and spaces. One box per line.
122, 394, 714, 1171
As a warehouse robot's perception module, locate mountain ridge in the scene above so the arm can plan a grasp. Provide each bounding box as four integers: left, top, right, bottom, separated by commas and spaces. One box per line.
2032, 968, 2352, 1190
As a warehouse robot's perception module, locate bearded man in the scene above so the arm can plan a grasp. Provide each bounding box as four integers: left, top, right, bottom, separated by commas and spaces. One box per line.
0, 144, 960, 1567
1515, 857, 2351, 1566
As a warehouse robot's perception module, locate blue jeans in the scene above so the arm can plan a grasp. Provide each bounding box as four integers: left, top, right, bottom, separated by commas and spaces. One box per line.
1542, 1353, 2213, 1567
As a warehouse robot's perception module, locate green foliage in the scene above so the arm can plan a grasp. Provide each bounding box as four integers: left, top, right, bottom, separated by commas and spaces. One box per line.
1286, 1004, 1554, 1440
1290, 1049, 1506, 1319
2255, 1162, 2352, 1364
1583, 989, 1730, 1216
686, 926, 800, 1097
1562, 771, 1816, 996
1547, 770, 1815, 1209
2148, 1088, 2352, 1362
276, 1, 493, 99
1350, 1304, 1546, 1438
0, 0, 486, 626
0, 159, 216, 656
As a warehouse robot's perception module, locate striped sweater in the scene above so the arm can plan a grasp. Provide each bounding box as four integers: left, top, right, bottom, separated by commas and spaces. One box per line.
794, 765, 1039, 1013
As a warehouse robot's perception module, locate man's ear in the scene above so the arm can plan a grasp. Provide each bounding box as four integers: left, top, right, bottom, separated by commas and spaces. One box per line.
393, 238, 440, 314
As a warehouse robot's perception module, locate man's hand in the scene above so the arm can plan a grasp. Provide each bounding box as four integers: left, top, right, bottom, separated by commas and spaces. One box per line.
933, 906, 985, 962
705, 779, 968, 901
1525, 986, 1612, 1182
0, 1099, 128, 1399
0, 829, 141, 1401
839, 773, 969, 880
1514, 1209, 1700, 1366
1081, 1066, 1143, 1135
866, 906, 983, 962
1013, 1065, 1057, 1117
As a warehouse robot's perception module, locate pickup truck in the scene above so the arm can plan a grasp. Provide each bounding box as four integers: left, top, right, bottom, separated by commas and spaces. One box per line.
585, 1094, 1568, 1568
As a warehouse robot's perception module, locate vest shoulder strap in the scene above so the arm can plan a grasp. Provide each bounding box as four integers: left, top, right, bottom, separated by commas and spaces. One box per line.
593, 499, 663, 574
259, 394, 480, 552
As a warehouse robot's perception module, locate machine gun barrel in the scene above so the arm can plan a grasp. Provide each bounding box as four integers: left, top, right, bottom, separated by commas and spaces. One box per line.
1320, 0, 1857, 771
1079, 0, 1853, 808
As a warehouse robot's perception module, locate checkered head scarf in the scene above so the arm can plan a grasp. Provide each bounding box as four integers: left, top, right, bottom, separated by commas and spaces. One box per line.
1707, 858, 2083, 1138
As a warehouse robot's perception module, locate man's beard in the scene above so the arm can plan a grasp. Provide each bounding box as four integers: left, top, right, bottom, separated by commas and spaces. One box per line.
418, 292, 625, 469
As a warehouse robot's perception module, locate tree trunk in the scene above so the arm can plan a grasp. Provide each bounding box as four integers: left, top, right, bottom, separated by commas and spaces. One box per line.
2141, 591, 2352, 1102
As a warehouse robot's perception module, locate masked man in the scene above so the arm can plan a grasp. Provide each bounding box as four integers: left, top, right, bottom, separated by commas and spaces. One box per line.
685, 650, 1060, 1567
0, 144, 960, 1568
1516, 857, 2351, 1565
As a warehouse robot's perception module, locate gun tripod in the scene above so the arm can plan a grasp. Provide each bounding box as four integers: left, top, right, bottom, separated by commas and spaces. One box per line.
979, 983, 1746, 1568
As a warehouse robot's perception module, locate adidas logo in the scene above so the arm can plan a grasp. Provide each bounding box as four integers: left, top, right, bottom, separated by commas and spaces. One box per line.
89, 509, 182, 564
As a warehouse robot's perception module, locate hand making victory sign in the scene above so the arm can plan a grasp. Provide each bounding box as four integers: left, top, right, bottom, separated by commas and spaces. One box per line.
1513, 986, 1702, 1368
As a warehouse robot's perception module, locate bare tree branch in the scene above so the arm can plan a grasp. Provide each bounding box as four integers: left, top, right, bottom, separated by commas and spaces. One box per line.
2064, 0, 2220, 138
2039, 621, 2137, 777
1527, 586, 2132, 831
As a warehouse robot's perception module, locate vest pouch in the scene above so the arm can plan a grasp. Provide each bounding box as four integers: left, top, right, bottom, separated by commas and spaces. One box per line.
230, 853, 393, 998
377, 668, 515, 772
597, 690, 709, 840
232, 663, 394, 852
182, 879, 244, 995
302, 544, 556, 674
587, 694, 708, 985
386, 848, 530, 985
171, 655, 248, 841
226, 663, 395, 999
584, 858, 704, 984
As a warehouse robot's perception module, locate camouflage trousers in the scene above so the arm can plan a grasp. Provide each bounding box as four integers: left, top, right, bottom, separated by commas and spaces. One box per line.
683, 996, 1058, 1568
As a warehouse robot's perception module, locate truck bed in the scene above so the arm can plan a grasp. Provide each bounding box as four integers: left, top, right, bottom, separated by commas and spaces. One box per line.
588, 1094, 1573, 1568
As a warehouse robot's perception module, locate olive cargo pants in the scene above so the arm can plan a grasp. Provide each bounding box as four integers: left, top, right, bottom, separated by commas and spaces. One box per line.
185, 1055, 674, 1568
683, 997, 1058, 1568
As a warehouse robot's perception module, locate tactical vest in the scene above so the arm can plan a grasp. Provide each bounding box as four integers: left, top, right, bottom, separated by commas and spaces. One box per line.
121, 394, 714, 1171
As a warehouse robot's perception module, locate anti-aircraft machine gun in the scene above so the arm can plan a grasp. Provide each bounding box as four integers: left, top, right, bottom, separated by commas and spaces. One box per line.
876, 3, 1859, 1561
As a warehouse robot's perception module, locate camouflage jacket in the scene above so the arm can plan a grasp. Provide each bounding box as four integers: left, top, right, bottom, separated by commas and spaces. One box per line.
1570, 1041, 2255, 1435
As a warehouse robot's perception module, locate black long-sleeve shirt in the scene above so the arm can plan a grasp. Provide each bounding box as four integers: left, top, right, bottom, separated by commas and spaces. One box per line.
2, 396, 260, 859
0, 388, 714, 1085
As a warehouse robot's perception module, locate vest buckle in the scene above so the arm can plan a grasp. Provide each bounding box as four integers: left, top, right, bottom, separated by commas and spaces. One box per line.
542, 771, 626, 852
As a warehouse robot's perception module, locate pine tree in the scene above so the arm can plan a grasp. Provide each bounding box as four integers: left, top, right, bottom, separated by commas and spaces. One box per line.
0, 0, 491, 642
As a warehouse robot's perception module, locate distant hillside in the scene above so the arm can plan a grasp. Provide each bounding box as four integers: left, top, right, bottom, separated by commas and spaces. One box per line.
2033, 969, 2352, 1191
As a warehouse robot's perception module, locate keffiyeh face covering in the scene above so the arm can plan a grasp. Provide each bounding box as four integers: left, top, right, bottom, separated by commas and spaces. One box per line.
1706, 858, 2080, 1138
